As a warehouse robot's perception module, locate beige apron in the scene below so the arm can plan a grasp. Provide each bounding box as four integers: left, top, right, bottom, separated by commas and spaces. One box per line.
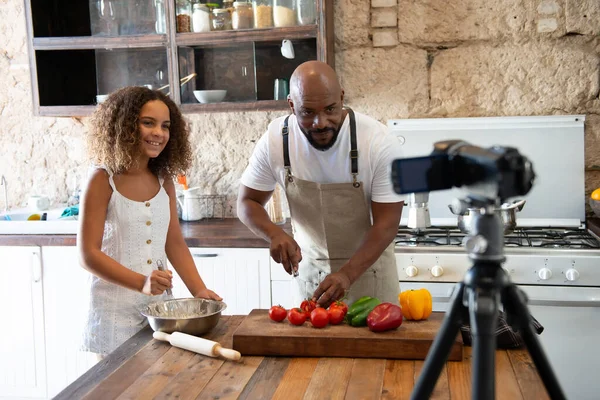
281, 109, 400, 306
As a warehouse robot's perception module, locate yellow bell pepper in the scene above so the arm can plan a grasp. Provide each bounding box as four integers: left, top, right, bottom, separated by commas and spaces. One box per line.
398, 288, 433, 321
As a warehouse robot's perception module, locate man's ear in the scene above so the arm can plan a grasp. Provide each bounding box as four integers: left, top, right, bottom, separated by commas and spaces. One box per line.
340, 89, 345, 106
287, 95, 295, 114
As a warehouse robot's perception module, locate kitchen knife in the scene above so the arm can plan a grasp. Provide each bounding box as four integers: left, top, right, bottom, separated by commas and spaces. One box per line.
153, 331, 241, 361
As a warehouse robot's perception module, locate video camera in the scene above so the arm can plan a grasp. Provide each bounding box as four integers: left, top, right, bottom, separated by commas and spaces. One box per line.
391, 140, 536, 202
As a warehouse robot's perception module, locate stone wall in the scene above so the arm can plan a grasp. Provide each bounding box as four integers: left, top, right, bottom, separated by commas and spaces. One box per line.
1, 0, 599, 217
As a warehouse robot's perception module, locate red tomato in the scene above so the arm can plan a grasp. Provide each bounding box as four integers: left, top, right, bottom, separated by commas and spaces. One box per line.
288, 308, 306, 326
269, 305, 287, 322
329, 300, 348, 315
310, 307, 330, 328
300, 299, 317, 314
328, 306, 345, 325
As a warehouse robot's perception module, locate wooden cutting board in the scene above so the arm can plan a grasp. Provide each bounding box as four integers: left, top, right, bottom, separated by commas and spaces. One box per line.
232, 309, 463, 361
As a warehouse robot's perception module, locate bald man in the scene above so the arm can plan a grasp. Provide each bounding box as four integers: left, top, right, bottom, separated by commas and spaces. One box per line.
238, 61, 405, 308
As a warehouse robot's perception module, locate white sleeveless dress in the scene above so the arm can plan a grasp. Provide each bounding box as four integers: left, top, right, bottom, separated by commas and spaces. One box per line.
82, 172, 171, 355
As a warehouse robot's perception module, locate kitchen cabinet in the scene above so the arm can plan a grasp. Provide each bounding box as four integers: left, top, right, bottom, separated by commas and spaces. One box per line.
270, 256, 295, 309
0, 243, 283, 398
23, 0, 334, 116
0, 246, 47, 399
40, 247, 98, 399
171, 247, 272, 315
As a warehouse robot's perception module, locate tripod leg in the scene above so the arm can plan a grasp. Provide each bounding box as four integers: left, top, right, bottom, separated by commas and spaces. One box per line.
468, 280, 500, 400
503, 284, 567, 400
411, 282, 466, 400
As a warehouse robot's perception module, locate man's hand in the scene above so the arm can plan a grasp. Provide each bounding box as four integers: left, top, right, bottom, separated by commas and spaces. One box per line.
312, 271, 351, 307
270, 232, 302, 275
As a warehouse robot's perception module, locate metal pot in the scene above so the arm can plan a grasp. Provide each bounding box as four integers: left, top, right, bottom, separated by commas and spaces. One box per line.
449, 200, 526, 235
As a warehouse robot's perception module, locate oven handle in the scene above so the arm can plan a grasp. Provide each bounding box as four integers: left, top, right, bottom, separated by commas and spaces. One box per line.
527, 299, 600, 307
431, 295, 600, 308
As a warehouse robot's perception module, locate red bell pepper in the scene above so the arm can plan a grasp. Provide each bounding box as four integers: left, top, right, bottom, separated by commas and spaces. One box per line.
367, 302, 403, 332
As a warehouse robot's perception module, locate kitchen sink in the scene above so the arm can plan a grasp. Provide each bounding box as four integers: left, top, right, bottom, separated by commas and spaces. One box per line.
0, 207, 79, 234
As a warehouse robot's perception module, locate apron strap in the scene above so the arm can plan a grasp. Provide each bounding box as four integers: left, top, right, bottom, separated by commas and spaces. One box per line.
347, 108, 360, 188
282, 115, 293, 182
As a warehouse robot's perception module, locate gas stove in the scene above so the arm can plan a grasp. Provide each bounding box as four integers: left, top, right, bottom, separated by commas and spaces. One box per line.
387, 115, 600, 400
395, 226, 600, 250
393, 225, 600, 286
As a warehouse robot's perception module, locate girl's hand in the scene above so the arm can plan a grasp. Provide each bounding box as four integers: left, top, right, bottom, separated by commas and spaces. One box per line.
194, 288, 223, 301
142, 270, 173, 295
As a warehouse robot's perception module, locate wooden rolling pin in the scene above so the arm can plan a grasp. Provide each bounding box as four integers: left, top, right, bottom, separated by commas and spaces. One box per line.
153, 331, 241, 361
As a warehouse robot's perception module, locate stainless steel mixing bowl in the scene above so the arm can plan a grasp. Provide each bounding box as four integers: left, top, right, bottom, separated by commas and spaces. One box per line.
140, 298, 227, 335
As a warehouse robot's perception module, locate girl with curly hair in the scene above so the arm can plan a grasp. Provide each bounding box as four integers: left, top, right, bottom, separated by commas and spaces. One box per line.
78, 86, 221, 357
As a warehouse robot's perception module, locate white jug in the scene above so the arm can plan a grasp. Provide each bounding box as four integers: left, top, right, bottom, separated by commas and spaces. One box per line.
176, 187, 204, 221
28, 195, 50, 211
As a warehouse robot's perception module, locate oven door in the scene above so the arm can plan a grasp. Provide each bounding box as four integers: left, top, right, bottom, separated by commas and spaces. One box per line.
402, 282, 600, 400
523, 285, 600, 400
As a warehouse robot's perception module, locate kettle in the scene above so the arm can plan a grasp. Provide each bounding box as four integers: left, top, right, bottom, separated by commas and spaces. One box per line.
176, 187, 204, 222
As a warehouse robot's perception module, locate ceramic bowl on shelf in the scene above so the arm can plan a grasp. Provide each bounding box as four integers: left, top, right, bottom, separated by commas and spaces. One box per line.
193, 90, 227, 104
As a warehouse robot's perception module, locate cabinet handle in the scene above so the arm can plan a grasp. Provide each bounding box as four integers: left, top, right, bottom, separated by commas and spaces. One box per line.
32, 250, 42, 283
193, 253, 218, 258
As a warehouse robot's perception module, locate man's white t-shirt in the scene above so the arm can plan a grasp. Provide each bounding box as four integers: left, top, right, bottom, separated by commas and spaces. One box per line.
240, 111, 405, 205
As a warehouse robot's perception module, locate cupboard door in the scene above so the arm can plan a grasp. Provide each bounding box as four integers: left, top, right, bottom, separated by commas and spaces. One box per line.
171, 248, 271, 315
270, 258, 294, 309
41, 247, 98, 399
0, 246, 46, 399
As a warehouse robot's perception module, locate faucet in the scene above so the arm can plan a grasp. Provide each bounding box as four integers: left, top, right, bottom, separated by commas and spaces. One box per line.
0, 175, 8, 213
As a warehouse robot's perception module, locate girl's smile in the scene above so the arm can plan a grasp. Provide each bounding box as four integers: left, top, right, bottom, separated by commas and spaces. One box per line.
138, 100, 171, 160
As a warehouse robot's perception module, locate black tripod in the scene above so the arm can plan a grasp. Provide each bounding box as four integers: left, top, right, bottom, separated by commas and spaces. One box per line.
411, 199, 566, 400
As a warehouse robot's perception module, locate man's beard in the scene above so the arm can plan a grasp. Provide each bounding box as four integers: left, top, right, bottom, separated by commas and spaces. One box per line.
302, 127, 340, 151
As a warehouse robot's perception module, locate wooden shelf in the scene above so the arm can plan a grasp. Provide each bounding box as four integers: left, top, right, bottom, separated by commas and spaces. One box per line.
181, 100, 290, 113
36, 101, 290, 117
37, 105, 97, 117
175, 25, 318, 46
33, 35, 168, 50
24, 1, 333, 115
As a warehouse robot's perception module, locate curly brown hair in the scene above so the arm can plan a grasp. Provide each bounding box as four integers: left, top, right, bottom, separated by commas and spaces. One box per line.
87, 86, 192, 177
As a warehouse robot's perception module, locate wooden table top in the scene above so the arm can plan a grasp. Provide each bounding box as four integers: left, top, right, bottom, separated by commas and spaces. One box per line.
55, 316, 550, 400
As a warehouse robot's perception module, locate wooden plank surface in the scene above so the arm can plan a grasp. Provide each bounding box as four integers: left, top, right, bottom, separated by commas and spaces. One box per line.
508, 349, 551, 400
55, 316, 549, 400
345, 359, 386, 400
381, 360, 415, 399
270, 358, 319, 400
232, 310, 463, 361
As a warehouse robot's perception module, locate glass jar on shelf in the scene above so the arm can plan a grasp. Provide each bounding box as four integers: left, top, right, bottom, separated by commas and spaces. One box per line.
252, 0, 273, 29
296, 0, 315, 25
232, 2, 253, 30
273, 0, 296, 27
154, 0, 167, 33
223, 0, 234, 14
211, 8, 232, 30
192, 3, 211, 32
176, 0, 192, 32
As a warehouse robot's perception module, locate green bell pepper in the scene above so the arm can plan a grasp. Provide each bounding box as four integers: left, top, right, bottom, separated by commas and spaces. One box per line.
346, 296, 381, 327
